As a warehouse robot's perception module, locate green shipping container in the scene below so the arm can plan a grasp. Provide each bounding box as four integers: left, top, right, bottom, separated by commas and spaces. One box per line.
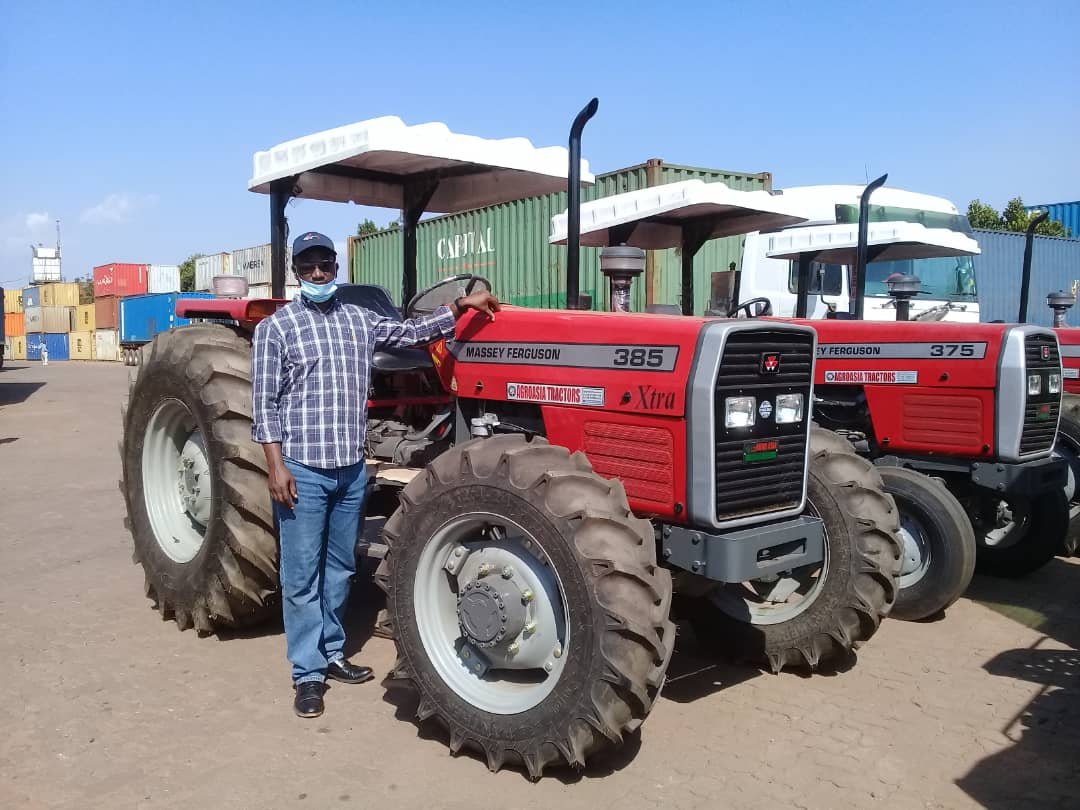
349, 160, 771, 315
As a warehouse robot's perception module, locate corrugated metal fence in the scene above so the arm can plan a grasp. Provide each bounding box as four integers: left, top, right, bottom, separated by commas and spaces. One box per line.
974, 229, 1080, 325
349, 160, 771, 315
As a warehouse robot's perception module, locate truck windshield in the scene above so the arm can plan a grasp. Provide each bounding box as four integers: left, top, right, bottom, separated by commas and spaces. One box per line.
864, 256, 978, 301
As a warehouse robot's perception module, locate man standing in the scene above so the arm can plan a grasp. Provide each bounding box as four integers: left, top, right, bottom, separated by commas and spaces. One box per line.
251, 231, 498, 719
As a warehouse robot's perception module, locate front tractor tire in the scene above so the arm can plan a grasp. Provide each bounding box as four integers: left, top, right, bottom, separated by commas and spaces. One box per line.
689, 427, 902, 671
876, 466, 976, 621
376, 434, 675, 779
121, 325, 278, 633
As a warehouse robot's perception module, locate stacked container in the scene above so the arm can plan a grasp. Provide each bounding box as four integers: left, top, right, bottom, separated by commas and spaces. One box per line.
69, 331, 95, 360
26, 333, 70, 361
23, 286, 41, 308
25, 306, 73, 333
94, 329, 120, 362
93, 263, 149, 298
9, 335, 26, 360
74, 303, 96, 331
4, 312, 23, 337
118, 292, 215, 344
39, 282, 80, 308
195, 253, 233, 290
4, 288, 23, 313
148, 264, 181, 293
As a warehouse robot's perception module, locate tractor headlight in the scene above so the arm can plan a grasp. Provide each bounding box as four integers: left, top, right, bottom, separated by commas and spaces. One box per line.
1049, 373, 1061, 394
1028, 374, 1042, 396
775, 393, 805, 424
724, 396, 756, 428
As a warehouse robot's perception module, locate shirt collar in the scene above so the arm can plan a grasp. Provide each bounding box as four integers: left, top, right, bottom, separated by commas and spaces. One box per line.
297, 293, 341, 314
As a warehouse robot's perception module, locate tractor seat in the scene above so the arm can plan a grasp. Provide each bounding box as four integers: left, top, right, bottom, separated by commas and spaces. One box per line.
372, 347, 434, 372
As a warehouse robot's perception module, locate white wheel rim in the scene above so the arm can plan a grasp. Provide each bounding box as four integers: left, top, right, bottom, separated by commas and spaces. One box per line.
898, 511, 932, 588
412, 513, 569, 715
979, 499, 1030, 549
142, 398, 211, 563
709, 503, 830, 625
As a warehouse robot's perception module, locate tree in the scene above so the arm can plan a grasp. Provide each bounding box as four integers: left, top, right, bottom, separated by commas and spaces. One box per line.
965, 197, 1070, 237
357, 218, 379, 236
179, 254, 202, 292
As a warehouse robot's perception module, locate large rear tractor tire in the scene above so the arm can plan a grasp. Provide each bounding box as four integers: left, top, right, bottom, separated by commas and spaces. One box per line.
1054, 393, 1080, 556
376, 434, 675, 778
121, 325, 278, 633
877, 466, 976, 620
689, 427, 901, 671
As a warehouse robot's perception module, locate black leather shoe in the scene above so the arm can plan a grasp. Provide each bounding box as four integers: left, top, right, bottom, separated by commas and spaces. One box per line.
327, 659, 374, 684
294, 681, 325, 718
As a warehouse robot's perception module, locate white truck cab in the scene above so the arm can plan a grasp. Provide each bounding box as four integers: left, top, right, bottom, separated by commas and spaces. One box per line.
737, 185, 981, 322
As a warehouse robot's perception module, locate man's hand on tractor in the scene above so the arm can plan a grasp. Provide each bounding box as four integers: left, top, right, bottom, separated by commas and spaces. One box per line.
452, 291, 501, 321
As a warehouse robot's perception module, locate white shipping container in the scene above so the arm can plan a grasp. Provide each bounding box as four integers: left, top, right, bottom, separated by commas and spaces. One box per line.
246, 283, 300, 300
148, 264, 181, 293
232, 244, 273, 285
94, 329, 120, 361
194, 252, 233, 290
25, 306, 72, 333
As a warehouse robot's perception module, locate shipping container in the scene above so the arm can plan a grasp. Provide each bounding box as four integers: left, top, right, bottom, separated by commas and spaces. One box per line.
93, 263, 149, 298
232, 244, 272, 285
5, 312, 24, 336
95, 296, 120, 330
118, 293, 215, 344
23, 286, 41, 308
1028, 201, 1080, 240
31, 245, 61, 283
348, 159, 771, 314
39, 282, 80, 308
94, 329, 120, 361
3, 336, 10, 361
246, 283, 300, 300
10, 335, 26, 360
148, 264, 181, 293
26, 333, 70, 361
74, 303, 96, 331
195, 253, 233, 290
24, 306, 73, 334
4, 287, 23, 313
974, 229, 1080, 325
68, 331, 95, 360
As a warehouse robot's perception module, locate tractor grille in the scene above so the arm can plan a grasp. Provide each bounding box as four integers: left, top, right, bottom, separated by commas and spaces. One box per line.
1020, 333, 1060, 455
713, 329, 813, 522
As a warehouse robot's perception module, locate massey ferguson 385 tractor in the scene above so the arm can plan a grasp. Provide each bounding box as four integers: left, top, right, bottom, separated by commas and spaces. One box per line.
120, 103, 902, 776
552, 177, 1067, 623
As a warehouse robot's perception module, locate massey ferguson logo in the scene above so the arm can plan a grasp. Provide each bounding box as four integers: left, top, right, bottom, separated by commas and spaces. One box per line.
761, 353, 781, 374
1042, 345, 1051, 360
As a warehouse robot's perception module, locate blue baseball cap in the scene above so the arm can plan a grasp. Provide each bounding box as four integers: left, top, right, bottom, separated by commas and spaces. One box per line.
292, 231, 336, 258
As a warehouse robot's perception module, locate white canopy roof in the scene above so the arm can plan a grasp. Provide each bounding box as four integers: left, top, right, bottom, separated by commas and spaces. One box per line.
764, 222, 981, 263
248, 115, 593, 213
549, 180, 809, 248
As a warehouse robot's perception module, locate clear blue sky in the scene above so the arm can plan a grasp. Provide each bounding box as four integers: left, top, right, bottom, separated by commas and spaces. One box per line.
2, 0, 1077, 288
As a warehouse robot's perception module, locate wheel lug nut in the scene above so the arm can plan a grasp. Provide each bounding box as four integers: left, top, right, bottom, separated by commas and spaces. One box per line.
477, 563, 494, 577
553, 645, 562, 659
507, 642, 519, 655
544, 662, 554, 673
521, 589, 533, 603
524, 621, 536, 635
501, 566, 513, 579
462, 648, 471, 659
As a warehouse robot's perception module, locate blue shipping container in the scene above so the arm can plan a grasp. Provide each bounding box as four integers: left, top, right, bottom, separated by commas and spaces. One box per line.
23, 286, 41, 308
1027, 201, 1080, 240
974, 229, 1080, 325
26, 333, 71, 361
118, 293, 214, 344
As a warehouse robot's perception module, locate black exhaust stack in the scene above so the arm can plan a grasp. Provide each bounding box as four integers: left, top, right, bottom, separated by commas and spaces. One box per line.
566, 98, 599, 310
1018, 210, 1049, 323
269, 178, 293, 300
853, 174, 888, 319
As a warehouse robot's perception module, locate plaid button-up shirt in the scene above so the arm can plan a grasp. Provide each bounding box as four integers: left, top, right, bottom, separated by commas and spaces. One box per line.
251, 295, 456, 468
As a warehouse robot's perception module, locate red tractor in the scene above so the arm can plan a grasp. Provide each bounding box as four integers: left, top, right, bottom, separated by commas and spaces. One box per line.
120, 104, 902, 776
552, 176, 1068, 624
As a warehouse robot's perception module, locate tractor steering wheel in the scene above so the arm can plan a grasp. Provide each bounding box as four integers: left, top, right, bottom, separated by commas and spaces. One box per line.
727, 297, 774, 319
405, 274, 491, 318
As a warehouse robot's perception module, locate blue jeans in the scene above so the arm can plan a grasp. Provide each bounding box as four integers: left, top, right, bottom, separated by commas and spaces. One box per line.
274, 458, 369, 685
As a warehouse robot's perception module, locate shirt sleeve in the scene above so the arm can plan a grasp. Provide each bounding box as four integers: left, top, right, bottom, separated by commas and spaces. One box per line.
251, 320, 285, 444
370, 304, 456, 349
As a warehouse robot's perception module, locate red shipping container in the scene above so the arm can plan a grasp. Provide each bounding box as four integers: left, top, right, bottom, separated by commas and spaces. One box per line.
95, 296, 120, 329
93, 263, 149, 298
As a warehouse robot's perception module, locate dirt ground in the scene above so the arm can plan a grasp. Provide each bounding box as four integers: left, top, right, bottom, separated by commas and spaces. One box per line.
1, 361, 1078, 810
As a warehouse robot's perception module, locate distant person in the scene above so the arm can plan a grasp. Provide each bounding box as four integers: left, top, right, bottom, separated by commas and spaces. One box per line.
40, 342, 48, 367
250, 231, 499, 720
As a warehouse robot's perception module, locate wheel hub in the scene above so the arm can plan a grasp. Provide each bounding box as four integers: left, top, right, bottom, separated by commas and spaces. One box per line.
177, 433, 212, 527
897, 513, 931, 587
458, 574, 529, 647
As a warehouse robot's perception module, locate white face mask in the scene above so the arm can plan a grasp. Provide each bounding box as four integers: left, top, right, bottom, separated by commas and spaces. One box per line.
299, 278, 338, 302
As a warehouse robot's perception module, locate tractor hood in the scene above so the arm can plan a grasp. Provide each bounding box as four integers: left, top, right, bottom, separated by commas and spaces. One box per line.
548, 180, 810, 248
764, 222, 980, 264
248, 115, 593, 212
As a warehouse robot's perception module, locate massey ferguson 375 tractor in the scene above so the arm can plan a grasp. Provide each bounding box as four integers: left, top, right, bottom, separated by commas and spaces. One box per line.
553, 176, 1068, 623
120, 103, 902, 776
